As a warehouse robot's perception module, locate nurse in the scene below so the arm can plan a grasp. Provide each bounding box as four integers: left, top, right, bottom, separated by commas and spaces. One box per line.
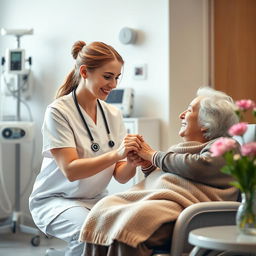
29, 40, 142, 256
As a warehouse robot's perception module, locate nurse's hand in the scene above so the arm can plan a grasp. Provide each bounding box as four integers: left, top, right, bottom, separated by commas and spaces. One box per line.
116, 134, 143, 160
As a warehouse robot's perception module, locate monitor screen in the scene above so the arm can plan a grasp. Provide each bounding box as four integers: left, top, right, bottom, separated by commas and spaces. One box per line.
10, 51, 22, 70
105, 89, 124, 104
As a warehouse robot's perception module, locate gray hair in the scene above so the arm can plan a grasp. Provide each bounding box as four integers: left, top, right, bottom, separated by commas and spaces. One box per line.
197, 87, 239, 140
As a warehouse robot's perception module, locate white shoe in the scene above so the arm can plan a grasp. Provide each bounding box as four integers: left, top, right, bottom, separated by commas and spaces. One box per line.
45, 248, 66, 256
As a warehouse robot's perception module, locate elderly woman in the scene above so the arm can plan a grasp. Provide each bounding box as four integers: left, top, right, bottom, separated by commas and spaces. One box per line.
79, 87, 240, 256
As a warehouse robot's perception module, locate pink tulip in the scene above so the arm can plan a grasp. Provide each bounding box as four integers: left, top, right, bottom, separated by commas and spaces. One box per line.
236, 99, 255, 110
241, 142, 256, 157
228, 122, 248, 136
210, 137, 237, 157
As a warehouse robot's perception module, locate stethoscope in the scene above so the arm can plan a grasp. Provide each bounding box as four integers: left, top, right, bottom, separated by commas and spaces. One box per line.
72, 87, 115, 152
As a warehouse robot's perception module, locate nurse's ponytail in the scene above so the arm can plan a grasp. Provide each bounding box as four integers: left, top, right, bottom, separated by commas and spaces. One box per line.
56, 41, 124, 98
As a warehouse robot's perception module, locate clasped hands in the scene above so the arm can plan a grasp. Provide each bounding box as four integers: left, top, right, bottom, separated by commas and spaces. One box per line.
117, 134, 156, 169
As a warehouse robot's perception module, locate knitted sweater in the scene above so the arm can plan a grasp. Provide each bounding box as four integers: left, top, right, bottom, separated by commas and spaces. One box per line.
79, 140, 238, 247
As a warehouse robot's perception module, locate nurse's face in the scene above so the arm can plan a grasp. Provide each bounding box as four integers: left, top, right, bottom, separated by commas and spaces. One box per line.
84, 59, 122, 100
179, 96, 207, 142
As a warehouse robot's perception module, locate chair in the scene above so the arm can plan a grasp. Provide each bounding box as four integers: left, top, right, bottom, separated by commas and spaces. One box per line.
152, 201, 240, 256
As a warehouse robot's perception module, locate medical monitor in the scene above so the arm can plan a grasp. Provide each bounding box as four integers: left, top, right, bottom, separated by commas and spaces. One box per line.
105, 88, 134, 117
6, 48, 26, 74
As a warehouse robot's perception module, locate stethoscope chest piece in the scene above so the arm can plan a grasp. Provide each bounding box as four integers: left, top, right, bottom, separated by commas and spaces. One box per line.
91, 143, 100, 152
108, 140, 115, 148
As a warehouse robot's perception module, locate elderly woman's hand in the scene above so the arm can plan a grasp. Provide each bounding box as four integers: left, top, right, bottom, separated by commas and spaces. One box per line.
116, 134, 143, 160
137, 139, 157, 162
127, 151, 152, 168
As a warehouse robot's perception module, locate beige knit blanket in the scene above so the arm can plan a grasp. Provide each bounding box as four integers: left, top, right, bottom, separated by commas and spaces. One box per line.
79, 169, 237, 247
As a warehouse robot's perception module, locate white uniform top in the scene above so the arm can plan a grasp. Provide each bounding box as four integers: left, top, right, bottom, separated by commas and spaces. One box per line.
29, 92, 126, 234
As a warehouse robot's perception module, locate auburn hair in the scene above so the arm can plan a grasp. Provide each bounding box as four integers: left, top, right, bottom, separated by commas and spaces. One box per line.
56, 41, 124, 98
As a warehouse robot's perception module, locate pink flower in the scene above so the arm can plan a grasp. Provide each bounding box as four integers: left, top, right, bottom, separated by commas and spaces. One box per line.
236, 99, 255, 110
228, 122, 248, 136
241, 142, 256, 157
210, 137, 237, 157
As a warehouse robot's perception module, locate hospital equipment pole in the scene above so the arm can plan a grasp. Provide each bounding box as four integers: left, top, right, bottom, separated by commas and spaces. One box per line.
13, 36, 22, 232
0, 32, 40, 246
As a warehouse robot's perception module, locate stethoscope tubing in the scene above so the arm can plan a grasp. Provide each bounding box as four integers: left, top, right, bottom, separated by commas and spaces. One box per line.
72, 87, 115, 152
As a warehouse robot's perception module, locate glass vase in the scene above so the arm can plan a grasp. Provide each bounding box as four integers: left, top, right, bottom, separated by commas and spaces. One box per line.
236, 191, 256, 235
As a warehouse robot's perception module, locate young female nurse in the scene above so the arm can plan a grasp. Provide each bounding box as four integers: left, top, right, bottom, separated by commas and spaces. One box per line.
29, 41, 142, 255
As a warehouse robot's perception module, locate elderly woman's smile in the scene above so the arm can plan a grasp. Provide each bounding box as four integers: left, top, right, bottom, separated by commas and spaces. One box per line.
178, 96, 206, 142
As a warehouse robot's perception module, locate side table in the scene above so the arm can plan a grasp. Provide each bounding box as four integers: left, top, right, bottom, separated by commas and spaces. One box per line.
188, 225, 256, 256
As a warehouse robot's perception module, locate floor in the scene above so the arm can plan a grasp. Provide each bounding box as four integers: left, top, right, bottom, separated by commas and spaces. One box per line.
0, 232, 66, 256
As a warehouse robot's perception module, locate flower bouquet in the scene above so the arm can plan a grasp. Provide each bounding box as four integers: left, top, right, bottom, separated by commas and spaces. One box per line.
210, 99, 256, 235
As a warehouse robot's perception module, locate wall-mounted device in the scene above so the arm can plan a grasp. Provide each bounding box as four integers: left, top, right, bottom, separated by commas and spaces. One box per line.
105, 88, 134, 117
0, 121, 35, 143
119, 27, 137, 45
5, 48, 26, 74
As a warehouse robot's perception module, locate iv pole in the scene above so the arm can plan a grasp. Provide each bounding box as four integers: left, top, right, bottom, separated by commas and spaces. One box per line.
0, 29, 40, 246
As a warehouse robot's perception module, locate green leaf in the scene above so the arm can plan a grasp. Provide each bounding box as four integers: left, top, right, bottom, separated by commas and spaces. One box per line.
229, 181, 243, 191
221, 165, 232, 175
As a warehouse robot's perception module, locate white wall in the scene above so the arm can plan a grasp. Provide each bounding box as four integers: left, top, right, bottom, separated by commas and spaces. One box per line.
0, 0, 170, 217
168, 0, 209, 145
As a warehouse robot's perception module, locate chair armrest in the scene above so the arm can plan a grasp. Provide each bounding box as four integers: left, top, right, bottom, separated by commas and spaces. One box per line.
170, 201, 240, 256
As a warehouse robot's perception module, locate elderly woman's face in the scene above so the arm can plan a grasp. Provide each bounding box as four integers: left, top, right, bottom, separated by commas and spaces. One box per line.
179, 96, 207, 142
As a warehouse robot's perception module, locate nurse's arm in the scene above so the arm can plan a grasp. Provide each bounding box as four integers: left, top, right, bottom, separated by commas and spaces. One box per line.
50, 134, 141, 182
113, 161, 137, 184
50, 147, 122, 181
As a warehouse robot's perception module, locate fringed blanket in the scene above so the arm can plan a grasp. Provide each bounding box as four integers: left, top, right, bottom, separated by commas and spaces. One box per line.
79, 169, 237, 247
